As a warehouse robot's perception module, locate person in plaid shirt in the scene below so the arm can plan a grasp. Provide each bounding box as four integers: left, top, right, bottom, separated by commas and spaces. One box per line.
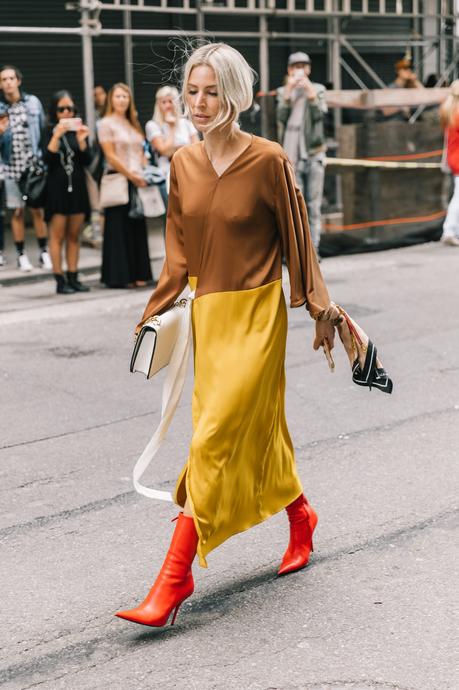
0, 65, 51, 271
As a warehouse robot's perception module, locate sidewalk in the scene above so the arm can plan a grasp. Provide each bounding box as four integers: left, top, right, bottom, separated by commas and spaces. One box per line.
0, 217, 165, 287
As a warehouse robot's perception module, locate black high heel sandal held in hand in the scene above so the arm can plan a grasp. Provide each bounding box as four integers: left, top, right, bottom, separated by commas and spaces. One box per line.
335, 306, 393, 395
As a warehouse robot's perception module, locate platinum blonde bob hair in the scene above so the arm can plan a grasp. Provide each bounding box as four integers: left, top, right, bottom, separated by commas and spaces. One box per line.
182, 42, 255, 133
153, 85, 183, 125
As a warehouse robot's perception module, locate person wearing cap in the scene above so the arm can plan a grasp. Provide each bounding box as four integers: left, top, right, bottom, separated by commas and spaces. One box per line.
382, 58, 424, 120
276, 52, 327, 254
389, 58, 424, 90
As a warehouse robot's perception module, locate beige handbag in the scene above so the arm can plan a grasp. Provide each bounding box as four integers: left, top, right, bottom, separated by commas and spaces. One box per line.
85, 169, 100, 211
138, 184, 166, 218
99, 172, 129, 208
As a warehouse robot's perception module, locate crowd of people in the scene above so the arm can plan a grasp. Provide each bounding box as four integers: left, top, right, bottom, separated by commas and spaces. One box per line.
1, 53, 459, 294
0, 66, 199, 293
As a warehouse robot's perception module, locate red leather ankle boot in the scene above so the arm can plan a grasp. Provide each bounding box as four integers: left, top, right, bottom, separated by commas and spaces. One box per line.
277, 494, 318, 576
115, 513, 199, 627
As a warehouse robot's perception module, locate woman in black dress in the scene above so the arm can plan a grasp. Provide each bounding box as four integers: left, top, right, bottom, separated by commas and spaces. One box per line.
98, 83, 152, 289
44, 91, 91, 294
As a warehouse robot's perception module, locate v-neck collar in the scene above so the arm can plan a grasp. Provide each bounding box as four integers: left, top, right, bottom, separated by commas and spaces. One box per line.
202, 135, 254, 180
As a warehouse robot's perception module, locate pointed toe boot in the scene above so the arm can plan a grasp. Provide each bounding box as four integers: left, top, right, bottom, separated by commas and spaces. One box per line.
115, 513, 199, 627
277, 493, 318, 577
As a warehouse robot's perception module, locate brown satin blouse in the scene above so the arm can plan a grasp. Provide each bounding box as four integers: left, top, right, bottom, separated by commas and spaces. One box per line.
139, 135, 330, 326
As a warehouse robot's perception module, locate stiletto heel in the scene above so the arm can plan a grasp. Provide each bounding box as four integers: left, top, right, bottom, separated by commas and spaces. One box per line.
170, 604, 181, 626
336, 307, 393, 394
115, 513, 198, 628
277, 494, 318, 576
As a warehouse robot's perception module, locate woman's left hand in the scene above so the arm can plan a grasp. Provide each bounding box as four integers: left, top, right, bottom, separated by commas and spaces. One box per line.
76, 125, 90, 144
313, 319, 336, 351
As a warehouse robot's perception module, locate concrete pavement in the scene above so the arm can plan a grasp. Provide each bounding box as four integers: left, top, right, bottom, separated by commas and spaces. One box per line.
0, 241, 458, 690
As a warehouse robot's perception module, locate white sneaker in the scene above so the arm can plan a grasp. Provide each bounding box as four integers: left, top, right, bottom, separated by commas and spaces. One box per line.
0, 252, 5, 267
39, 250, 53, 269
17, 253, 33, 272
442, 236, 459, 247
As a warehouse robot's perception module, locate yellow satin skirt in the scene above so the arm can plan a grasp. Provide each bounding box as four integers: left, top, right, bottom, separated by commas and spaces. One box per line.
174, 278, 303, 567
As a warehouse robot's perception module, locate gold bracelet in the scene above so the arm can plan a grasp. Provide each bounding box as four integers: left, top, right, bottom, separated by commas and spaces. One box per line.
314, 301, 342, 323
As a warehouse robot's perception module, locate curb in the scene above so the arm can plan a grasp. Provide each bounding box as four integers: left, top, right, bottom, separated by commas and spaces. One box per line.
0, 252, 164, 288
0, 262, 101, 288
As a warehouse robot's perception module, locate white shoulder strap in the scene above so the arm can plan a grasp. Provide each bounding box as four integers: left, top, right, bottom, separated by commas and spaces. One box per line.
132, 292, 194, 501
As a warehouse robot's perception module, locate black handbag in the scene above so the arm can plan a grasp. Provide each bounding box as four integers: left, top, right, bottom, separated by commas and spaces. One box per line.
18, 159, 47, 208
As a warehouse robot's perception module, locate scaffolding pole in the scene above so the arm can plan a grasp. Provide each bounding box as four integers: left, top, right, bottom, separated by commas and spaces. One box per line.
123, 0, 134, 93
259, 9, 270, 138
0, 25, 450, 45
81, 7, 96, 135
330, 14, 342, 210
196, 0, 205, 39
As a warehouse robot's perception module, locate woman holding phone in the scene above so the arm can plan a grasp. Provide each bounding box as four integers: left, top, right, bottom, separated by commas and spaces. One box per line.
44, 90, 92, 294
145, 85, 199, 177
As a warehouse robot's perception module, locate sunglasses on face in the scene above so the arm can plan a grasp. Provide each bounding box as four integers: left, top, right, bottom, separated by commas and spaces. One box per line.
57, 106, 76, 113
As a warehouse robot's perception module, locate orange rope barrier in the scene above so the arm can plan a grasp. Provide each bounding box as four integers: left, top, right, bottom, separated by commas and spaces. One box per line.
324, 210, 446, 232
365, 150, 443, 161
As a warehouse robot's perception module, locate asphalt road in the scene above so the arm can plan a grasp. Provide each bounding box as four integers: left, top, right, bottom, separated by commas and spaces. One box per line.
1, 243, 458, 690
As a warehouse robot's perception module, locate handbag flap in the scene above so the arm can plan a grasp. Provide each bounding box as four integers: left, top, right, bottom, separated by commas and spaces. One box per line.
130, 301, 185, 379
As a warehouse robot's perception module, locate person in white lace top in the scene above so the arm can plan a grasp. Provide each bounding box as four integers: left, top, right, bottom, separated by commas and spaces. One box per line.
98, 83, 152, 288
145, 85, 199, 176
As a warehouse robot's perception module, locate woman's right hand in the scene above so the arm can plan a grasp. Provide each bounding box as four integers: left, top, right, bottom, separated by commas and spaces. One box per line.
164, 113, 177, 127
53, 121, 71, 139
129, 171, 147, 188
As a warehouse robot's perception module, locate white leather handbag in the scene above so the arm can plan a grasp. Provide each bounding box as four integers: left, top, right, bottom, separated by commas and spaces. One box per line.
130, 292, 195, 501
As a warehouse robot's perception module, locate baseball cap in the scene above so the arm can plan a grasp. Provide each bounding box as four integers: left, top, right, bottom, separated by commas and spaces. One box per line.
288, 51, 311, 66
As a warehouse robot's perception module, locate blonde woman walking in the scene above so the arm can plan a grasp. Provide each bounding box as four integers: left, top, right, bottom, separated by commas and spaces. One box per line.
440, 80, 459, 246
145, 85, 199, 176
116, 43, 340, 629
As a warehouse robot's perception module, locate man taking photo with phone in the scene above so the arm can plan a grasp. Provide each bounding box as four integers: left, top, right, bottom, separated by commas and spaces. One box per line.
0, 65, 51, 271
277, 52, 328, 256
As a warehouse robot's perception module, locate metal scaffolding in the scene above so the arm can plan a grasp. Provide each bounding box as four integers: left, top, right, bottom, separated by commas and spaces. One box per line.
1, 0, 457, 133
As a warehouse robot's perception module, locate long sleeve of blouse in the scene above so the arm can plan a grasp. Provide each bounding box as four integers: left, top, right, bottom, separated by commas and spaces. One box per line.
274, 155, 330, 318
137, 158, 188, 329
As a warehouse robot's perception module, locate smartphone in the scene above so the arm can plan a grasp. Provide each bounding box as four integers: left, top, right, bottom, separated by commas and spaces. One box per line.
323, 339, 335, 372
294, 68, 305, 79
61, 117, 82, 131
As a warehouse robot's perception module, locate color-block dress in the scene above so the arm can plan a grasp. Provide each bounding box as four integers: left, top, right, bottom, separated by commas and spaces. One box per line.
138, 135, 331, 567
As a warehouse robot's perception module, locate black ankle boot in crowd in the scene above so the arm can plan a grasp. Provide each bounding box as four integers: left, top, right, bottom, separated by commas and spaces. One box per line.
54, 273, 75, 295
67, 271, 90, 292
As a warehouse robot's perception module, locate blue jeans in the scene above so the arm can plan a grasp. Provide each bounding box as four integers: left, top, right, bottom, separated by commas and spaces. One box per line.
0, 183, 4, 251
296, 154, 325, 250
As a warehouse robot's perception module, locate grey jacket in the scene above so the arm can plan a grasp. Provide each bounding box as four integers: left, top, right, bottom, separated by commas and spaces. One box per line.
276, 83, 327, 155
